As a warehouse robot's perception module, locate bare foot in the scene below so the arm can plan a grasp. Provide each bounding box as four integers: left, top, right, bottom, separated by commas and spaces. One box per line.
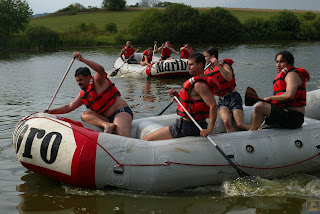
104, 123, 116, 134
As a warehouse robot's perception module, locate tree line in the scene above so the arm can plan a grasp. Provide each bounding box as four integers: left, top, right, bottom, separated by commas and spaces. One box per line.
1, 0, 320, 50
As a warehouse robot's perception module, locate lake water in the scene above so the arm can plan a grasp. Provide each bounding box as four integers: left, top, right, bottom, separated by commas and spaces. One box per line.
1, 41, 320, 213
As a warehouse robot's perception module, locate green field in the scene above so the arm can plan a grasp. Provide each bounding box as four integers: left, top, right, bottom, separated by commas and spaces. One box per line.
30, 8, 311, 33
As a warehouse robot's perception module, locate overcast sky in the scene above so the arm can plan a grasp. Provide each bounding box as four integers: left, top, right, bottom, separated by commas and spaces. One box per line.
28, 0, 320, 14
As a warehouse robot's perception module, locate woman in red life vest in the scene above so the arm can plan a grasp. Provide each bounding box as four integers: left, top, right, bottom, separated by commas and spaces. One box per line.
140, 47, 153, 66
143, 53, 219, 141
44, 52, 133, 137
180, 43, 193, 59
250, 50, 310, 130
204, 47, 250, 132
120, 41, 140, 62
157, 41, 179, 61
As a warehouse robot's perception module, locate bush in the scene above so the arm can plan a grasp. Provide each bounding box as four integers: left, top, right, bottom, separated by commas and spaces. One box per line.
199, 7, 242, 43
299, 11, 316, 21
105, 22, 118, 33
242, 17, 275, 41
270, 10, 300, 32
160, 4, 200, 43
24, 25, 60, 49
297, 20, 319, 40
129, 8, 163, 43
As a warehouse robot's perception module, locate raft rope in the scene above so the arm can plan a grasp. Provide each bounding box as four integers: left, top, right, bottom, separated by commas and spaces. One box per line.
21, 115, 320, 170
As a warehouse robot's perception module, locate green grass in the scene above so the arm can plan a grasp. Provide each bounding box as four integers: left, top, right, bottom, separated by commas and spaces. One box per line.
30, 10, 142, 33
229, 10, 277, 22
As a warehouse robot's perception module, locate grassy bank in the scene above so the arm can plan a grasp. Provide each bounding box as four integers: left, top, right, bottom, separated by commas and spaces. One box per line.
3, 7, 319, 50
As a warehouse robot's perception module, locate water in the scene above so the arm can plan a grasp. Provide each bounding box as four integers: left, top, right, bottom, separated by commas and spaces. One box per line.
1, 41, 320, 213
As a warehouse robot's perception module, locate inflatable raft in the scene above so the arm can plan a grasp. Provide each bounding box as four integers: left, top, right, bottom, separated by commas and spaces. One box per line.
12, 89, 320, 192
112, 53, 189, 78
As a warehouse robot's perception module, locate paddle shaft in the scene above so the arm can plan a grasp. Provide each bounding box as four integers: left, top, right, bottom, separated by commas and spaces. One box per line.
47, 57, 76, 110
157, 101, 174, 116
173, 96, 249, 177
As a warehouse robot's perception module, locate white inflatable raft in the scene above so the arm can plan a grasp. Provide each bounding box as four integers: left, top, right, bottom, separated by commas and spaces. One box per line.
12, 89, 320, 192
112, 53, 189, 78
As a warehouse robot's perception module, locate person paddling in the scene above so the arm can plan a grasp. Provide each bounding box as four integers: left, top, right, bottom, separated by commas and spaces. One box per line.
44, 51, 133, 137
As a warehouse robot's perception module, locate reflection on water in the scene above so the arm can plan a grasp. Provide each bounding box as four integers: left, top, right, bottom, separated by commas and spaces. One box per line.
1, 41, 320, 213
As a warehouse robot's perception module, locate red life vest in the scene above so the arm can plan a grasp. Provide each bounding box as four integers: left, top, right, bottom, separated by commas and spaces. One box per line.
180, 47, 193, 59
80, 75, 121, 114
204, 58, 235, 96
177, 76, 220, 121
123, 46, 135, 59
272, 66, 310, 107
142, 49, 153, 62
161, 45, 173, 58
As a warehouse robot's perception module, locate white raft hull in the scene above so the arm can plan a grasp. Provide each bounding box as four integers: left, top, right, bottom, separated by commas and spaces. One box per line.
12, 89, 320, 192
113, 53, 189, 78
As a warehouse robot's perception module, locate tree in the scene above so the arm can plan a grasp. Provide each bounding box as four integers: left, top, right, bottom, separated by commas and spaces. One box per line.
139, 0, 159, 7
0, 0, 32, 37
102, 0, 126, 10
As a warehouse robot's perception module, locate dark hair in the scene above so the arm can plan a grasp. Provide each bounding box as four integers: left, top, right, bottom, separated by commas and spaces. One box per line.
188, 53, 206, 69
75, 67, 92, 77
275, 51, 294, 66
204, 46, 219, 59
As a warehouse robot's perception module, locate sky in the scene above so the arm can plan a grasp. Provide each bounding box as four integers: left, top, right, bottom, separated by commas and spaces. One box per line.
27, 0, 320, 14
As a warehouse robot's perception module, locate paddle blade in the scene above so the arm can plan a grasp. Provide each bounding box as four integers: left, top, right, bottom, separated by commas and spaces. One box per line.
245, 87, 260, 106
110, 69, 119, 77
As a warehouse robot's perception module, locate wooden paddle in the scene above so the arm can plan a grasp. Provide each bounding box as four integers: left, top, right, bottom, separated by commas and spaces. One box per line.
245, 87, 271, 106
110, 49, 139, 77
174, 96, 249, 178
47, 57, 76, 111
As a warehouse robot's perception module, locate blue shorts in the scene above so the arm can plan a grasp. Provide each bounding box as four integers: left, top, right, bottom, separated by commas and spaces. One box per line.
108, 107, 133, 123
169, 117, 207, 138
218, 91, 243, 111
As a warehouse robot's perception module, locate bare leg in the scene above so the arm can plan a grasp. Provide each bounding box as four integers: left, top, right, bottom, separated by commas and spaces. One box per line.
143, 126, 173, 141
249, 103, 271, 130
81, 111, 116, 133
112, 112, 133, 137
233, 109, 251, 131
219, 107, 236, 132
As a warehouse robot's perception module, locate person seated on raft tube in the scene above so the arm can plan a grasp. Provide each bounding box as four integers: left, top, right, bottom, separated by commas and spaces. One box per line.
44, 52, 133, 137
143, 53, 219, 141
203, 47, 250, 132
140, 47, 153, 66
180, 43, 193, 59
249, 50, 310, 130
120, 41, 140, 63
156, 41, 179, 61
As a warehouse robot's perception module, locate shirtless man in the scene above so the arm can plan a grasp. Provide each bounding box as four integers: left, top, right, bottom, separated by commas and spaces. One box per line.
45, 51, 133, 137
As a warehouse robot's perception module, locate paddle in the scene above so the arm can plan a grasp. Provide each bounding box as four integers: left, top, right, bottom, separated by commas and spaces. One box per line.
47, 57, 76, 111
173, 96, 250, 178
157, 101, 174, 116
110, 49, 139, 77
245, 87, 271, 106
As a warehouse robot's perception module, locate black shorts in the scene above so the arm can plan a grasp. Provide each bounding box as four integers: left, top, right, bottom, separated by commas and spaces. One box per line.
108, 107, 133, 123
265, 104, 304, 129
169, 117, 207, 138
160, 55, 168, 60
218, 91, 243, 111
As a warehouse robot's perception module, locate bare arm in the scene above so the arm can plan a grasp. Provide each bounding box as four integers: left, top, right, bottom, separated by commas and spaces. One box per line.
45, 94, 83, 114
211, 58, 233, 81
73, 51, 106, 84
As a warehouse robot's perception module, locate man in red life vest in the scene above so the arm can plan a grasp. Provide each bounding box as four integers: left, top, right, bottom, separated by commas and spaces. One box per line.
180, 43, 193, 59
156, 41, 179, 61
140, 47, 153, 66
143, 53, 219, 141
203, 47, 250, 132
120, 41, 140, 63
45, 52, 133, 137
249, 50, 310, 130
